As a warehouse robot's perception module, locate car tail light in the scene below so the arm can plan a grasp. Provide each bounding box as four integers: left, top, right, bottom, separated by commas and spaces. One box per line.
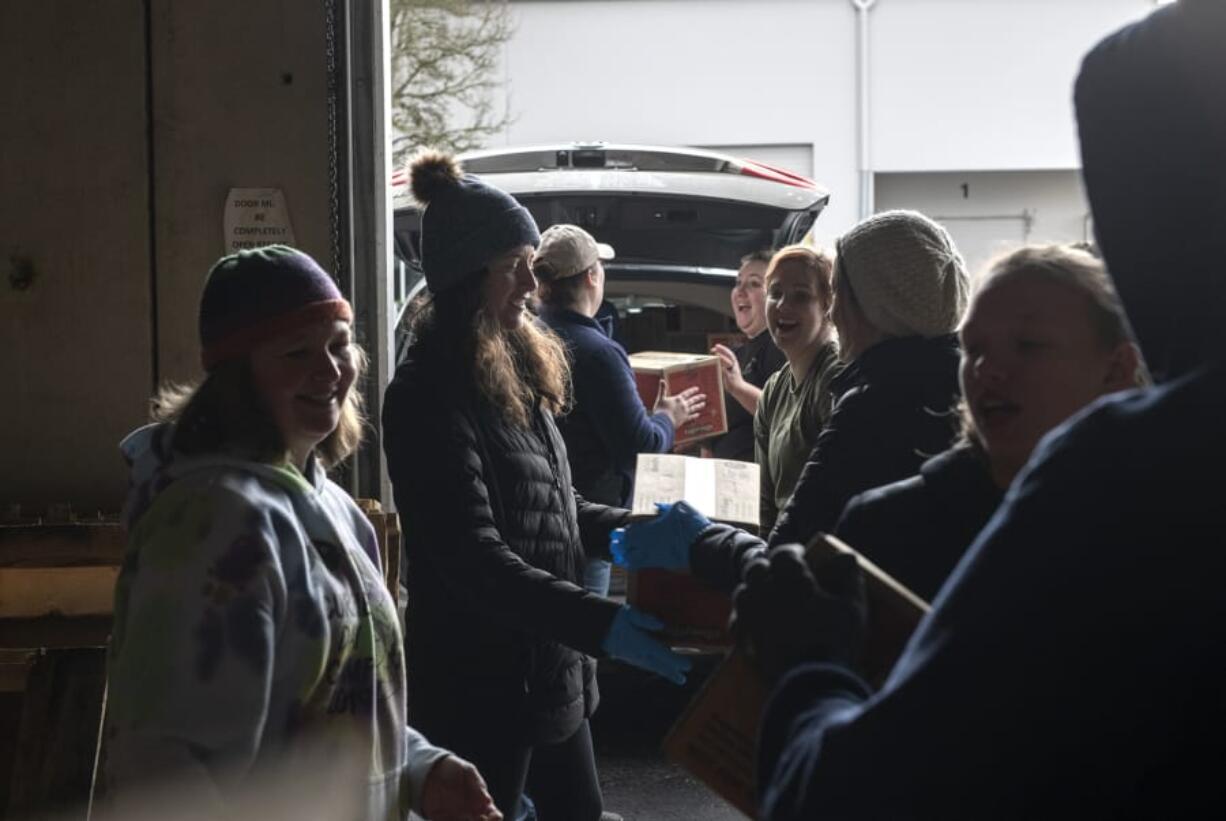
736, 159, 819, 190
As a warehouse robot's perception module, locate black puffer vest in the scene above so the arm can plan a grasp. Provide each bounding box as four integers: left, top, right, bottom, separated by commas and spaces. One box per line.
383, 353, 623, 746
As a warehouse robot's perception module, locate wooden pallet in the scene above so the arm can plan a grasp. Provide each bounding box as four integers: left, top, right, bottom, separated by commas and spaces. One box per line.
0, 522, 119, 819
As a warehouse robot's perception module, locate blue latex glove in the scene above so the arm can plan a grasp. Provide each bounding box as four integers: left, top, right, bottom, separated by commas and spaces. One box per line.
601, 605, 692, 685
609, 501, 710, 570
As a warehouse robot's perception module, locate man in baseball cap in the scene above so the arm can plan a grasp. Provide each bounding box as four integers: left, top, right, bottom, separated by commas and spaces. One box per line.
534, 225, 705, 597
533, 224, 616, 283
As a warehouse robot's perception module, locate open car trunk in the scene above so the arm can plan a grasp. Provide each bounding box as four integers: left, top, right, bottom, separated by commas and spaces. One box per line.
392, 143, 830, 358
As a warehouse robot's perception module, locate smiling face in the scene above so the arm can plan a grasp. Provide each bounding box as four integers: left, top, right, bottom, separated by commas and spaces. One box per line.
731, 260, 768, 337
249, 318, 356, 467
482, 245, 538, 330
960, 274, 1134, 483
765, 259, 828, 360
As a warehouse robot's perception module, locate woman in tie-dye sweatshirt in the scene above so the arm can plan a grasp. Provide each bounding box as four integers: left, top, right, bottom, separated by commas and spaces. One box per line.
104, 246, 502, 821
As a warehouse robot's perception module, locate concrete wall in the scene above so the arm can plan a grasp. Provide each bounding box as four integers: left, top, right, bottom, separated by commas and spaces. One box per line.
1, 1, 338, 515
497, 0, 1157, 245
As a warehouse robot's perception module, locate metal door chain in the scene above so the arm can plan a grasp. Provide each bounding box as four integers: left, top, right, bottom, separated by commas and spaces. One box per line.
324, 0, 343, 282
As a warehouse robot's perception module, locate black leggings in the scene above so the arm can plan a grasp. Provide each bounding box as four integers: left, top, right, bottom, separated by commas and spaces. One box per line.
438, 719, 603, 821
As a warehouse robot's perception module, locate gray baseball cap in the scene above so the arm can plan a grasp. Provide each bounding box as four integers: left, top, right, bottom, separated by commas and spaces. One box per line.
532, 224, 615, 281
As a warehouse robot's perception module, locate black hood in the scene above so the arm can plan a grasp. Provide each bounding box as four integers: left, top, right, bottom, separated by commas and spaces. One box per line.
1075, 0, 1226, 381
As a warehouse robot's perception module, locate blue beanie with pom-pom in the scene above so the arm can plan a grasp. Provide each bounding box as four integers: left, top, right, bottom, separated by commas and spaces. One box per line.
408, 150, 541, 293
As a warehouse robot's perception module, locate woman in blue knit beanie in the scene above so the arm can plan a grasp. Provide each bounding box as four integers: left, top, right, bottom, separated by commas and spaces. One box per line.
383, 152, 690, 821
105, 244, 502, 820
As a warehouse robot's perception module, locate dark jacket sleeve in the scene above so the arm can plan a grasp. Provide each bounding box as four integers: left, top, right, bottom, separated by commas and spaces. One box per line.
580, 343, 675, 467
830, 492, 874, 553
575, 493, 632, 561
756, 662, 873, 818
689, 522, 768, 593
768, 386, 891, 548
384, 382, 619, 656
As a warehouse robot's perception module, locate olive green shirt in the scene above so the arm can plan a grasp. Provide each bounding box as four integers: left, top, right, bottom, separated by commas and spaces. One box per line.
754, 341, 842, 533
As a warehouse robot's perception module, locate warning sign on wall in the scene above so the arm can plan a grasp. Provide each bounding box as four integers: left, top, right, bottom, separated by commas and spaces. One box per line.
224, 188, 296, 252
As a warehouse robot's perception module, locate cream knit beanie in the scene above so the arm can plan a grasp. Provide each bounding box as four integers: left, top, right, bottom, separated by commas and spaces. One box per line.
836, 210, 970, 338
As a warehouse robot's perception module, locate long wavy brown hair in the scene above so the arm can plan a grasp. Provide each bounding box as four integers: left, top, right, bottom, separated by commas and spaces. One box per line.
409, 269, 571, 428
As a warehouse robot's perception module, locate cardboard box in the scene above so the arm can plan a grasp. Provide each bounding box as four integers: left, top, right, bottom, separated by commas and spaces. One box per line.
626, 568, 732, 648
662, 649, 764, 817
662, 534, 931, 818
624, 454, 761, 648
629, 351, 728, 446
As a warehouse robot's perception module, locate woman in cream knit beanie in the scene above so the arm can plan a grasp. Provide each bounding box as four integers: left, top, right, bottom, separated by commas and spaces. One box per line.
765, 208, 970, 547
833, 209, 970, 353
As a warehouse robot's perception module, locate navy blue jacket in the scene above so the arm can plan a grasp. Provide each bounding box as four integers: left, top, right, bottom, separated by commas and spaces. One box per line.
542, 306, 674, 506
758, 365, 1226, 819
834, 445, 1002, 602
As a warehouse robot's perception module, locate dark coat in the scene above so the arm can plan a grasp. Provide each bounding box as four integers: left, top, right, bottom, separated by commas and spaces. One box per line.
768, 334, 963, 548
711, 331, 787, 462
382, 348, 625, 746
542, 306, 673, 506
690, 335, 963, 593
758, 366, 1226, 819
834, 445, 1002, 602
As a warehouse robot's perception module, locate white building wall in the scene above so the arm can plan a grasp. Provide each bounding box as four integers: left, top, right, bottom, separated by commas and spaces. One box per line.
875, 169, 1091, 276
498, 0, 1158, 248
501, 0, 860, 247
871, 0, 1152, 171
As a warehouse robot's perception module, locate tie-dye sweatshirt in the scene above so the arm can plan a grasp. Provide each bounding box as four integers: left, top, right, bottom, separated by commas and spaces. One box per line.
104, 423, 447, 819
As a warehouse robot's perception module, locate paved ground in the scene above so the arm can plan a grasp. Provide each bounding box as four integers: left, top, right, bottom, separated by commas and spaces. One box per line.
591, 654, 746, 821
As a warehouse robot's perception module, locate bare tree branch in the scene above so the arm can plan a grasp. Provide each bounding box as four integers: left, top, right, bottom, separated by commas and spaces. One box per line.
390, 0, 515, 165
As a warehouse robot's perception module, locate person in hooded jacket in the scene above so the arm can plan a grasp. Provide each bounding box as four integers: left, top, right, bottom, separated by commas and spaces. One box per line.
726, 1, 1226, 817
381, 152, 690, 821
105, 245, 501, 821
834, 244, 1145, 601
612, 210, 970, 594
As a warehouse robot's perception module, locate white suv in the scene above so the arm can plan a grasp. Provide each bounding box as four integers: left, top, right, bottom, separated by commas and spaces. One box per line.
392, 142, 829, 357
